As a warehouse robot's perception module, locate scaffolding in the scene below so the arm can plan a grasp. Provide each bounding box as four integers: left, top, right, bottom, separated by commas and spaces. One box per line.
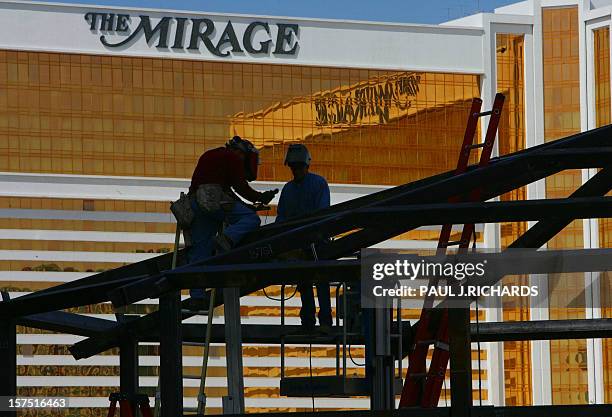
1, 123, 612, 417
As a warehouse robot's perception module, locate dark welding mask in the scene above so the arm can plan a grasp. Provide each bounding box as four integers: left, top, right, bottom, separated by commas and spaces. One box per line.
227, 136, 260, 182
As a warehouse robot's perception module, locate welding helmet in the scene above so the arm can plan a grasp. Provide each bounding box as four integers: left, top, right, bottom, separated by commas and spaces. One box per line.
284, 144, 311, 167
226, 136, 260, 182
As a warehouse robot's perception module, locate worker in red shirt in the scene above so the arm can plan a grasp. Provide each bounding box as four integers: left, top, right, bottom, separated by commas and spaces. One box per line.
187, 136, 276, 266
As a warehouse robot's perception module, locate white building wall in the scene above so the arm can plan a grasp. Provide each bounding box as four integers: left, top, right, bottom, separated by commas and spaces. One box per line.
0, 0, 609, 410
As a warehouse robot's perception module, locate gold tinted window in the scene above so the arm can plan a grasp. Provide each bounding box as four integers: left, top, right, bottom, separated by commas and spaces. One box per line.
542, 6, 588, 406
0, 50, 480, 186
496, 33, 531, 406
593, 26, 612, 403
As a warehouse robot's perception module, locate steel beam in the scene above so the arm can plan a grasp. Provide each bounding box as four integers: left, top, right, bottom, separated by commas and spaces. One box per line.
222, 287, 245, 414
116, 318, 611, 346
24, 250, 182, 297
5, 144, 610, 315
0, 292, 16, 417
510, 167, 612, 249
192, 404, 612, 417
59, 131, 612, 361
112, 260, 361, 306
0, 274, 149, 318
160, 248, 612, 290
371, 304, 394, 410
159, 290, 182, 417
244, 125, 612, 241
472, 319, 612, 342
17, 311, 116, 336
10, 126, 611, 318
449, 305, 472, 417
119, 336, 139, 417
70, 247, 612, 359
7, 191, 612, 316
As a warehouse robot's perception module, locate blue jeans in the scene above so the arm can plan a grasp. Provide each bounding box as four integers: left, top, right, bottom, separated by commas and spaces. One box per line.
188, 200, 260, 297
297, 283, 332, 327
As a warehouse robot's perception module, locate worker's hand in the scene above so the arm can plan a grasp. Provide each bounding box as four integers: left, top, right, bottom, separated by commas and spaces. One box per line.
259, 189, 278, 204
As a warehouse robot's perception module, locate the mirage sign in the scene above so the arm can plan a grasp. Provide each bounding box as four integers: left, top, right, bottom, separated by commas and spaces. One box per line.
84, 12, 300, 57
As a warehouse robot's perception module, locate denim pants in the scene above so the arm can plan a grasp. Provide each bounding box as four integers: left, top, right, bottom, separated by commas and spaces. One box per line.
297, 282, 333, 327
188, 199, 260, 297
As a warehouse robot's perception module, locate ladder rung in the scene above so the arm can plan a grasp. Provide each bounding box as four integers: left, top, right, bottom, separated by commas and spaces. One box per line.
474, 110, 492, 117
183, 374, 202, 380
183, 341, 208, 347
434, 341, 450, 351
440, 240, 467, 247
466, 143, 486, 149
416, 339, 436, 345
181, 309, 210, 315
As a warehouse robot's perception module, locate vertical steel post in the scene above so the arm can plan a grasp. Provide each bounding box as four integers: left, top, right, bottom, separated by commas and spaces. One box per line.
280, 285, 286, 380
119, 337, 139, 417
335, 283, 341, 377
0, 292, 16, 417
449, 304, 472, 416
371, 296, 394, 410
223, 287, 245, 414
159, 290, 183, 417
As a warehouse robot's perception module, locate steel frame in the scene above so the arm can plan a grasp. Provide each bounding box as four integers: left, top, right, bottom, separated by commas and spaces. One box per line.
1, 125, 612, 417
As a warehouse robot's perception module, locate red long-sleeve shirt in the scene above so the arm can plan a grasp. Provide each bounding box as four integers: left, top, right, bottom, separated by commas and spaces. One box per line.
189, 147, 261, 202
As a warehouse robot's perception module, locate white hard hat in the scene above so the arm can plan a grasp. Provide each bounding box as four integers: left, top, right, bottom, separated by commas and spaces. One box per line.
284, 144, 311, 166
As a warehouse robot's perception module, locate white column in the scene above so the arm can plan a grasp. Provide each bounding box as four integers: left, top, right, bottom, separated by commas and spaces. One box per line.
482, 16, 506, 407
529, 0, 553, 406
582, 13, 610, 404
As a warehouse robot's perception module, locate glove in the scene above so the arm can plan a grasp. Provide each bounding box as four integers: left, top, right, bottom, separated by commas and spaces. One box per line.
259, 189, 278, 204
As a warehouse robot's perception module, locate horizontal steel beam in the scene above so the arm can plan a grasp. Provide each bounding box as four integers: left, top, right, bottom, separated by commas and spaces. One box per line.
170, 319, 611, 346
164, 247, 612, 288
213, 404, 612, 417
71, 246, 612, 359
52, 129, 612, 358
111, 260, 361, 307
112, 195, 612, 306
6, 193, 612, 317
473, 319, 612, 342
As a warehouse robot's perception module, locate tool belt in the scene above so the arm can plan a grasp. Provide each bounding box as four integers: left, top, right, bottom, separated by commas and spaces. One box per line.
170, 192, 194, 229
170, 184, 235, 229
195, 183, 236, 213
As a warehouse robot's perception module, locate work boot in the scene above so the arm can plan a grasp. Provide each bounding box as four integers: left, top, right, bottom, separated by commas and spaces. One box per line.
214, 233, 233, 253
318, 323, 333, 335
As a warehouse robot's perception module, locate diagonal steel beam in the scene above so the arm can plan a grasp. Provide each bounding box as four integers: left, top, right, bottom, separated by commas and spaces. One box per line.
106, 150, 612, 309
509, 166, 612, 249
69, 166, 612, 358
17, 311, 116, 337
7, 134, 611, 318
62, 129, 612, 359
247, 125, 612, 240
0, 274, 149, 318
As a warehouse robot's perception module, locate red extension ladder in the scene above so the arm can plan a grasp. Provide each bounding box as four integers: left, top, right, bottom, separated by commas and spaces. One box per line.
398, 93, 505, 408
106, 393, 154, 417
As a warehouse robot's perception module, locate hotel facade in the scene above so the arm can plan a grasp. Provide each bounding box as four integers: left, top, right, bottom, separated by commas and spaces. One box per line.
0, 0, 610, 414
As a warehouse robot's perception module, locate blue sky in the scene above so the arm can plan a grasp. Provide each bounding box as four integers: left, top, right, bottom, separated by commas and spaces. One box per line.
40, 0, 519, 24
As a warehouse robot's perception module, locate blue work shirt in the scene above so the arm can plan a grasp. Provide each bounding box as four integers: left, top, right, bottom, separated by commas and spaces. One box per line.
276, 172, 330, 222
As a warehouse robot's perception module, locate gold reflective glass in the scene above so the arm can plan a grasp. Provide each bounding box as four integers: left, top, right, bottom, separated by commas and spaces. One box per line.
0, 50, 479, 186
543, 6, 588, 405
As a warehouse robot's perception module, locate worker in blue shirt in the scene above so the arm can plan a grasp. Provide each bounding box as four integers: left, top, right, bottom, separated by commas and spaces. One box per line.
276, 144, 333, 332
